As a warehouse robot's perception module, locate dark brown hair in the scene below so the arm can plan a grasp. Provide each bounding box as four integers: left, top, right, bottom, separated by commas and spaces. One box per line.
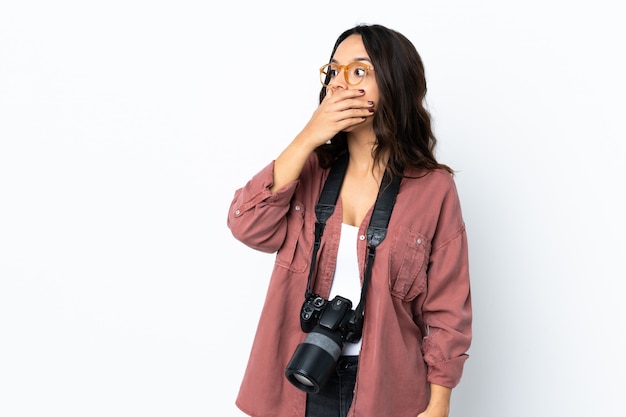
314, 24, 452, 176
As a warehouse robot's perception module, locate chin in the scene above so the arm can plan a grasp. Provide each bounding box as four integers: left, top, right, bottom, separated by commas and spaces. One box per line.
343, 120, 372, 134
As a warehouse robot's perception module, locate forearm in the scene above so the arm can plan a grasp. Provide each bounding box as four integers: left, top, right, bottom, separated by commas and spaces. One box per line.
270, 134, 317, 193
271, 87, 374, 193
417, 384, 451, 417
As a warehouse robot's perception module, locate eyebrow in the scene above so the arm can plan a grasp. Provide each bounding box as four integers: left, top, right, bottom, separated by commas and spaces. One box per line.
330, 57, 372, 64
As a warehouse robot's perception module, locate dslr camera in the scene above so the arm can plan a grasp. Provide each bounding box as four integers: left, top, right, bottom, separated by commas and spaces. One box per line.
285, 294, 363, 393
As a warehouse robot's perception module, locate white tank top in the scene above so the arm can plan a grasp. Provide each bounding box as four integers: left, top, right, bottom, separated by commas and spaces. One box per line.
328, 223, 362, 355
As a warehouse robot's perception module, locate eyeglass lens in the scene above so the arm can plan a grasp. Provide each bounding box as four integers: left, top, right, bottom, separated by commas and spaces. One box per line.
320, 63, 369, 86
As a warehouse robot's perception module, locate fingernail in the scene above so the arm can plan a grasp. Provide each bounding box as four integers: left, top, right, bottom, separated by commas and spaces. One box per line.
368, 109, 374, 113
359, 89, 365, 93
368, 101, 374, 105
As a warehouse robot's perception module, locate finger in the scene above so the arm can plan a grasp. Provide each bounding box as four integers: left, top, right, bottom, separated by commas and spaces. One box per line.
343, 107, 374, 119
335, 110, 374, 129
334, 100, 375, 117
324, 87, 365, 103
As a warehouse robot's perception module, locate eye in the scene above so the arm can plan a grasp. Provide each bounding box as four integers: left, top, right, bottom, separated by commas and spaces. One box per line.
328, 66, 339, 78
352, 65, 367, 78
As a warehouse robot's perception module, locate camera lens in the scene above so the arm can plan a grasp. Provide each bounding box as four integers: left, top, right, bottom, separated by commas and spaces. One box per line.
293, 374, 315, 387
285, 326, 343, 393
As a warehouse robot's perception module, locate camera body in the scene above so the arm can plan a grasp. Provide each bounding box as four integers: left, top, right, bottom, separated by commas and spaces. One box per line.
285, 294, 363, 393
300, 294, 362, 343
299, 294, 326, 333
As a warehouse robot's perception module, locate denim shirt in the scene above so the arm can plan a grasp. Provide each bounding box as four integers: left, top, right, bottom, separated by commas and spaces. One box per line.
227, 155, 472, 417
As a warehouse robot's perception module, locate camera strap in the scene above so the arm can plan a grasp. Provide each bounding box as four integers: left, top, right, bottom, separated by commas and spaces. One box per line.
305, 153, 402, 319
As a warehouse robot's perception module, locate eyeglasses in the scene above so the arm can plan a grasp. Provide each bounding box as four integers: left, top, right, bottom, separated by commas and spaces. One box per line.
319, 62, 374, 87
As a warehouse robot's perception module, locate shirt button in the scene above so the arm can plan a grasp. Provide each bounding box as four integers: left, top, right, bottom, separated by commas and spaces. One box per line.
416, 238, 422, 245
359, 235, 366, 241
294, 205, 301, 211
235, 209, 241, 216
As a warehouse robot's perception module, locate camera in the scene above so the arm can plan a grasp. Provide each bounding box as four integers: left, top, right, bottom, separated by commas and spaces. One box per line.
285, 294, 362, 393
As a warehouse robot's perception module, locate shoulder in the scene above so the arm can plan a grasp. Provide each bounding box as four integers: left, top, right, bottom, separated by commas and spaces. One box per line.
397, 168, 466, 248
399, 168, 465, 225
301, 153, 322, 177
298, 153, 335, 191
401, 168, 459, 198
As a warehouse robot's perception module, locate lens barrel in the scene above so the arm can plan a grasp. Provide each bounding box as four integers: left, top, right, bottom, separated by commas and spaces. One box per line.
285, 326, 343, 393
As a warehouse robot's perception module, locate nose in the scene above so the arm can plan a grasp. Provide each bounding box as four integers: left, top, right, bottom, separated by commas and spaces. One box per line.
328, 67, 349, 90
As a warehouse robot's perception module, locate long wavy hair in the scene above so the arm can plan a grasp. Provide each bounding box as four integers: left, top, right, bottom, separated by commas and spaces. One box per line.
314, 24, 453, 176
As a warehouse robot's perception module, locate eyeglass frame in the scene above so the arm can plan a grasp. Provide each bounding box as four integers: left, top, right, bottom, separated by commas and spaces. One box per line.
319, 62, 375, 87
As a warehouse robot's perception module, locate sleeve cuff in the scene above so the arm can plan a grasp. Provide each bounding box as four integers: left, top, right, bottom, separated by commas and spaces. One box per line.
426, 354, 469, 388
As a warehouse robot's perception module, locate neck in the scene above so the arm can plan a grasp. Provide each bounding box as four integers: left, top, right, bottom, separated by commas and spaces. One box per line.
346, 132, 387, 182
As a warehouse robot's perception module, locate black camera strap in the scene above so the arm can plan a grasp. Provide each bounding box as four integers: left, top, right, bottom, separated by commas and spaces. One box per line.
305, 153, 402, 320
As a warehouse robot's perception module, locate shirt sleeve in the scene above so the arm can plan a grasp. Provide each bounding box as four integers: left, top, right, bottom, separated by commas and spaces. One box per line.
227, 160, 299, 253
420, 181, 472, 388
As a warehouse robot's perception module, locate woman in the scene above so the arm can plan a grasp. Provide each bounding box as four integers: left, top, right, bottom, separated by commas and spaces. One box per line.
227, 24, 472, 417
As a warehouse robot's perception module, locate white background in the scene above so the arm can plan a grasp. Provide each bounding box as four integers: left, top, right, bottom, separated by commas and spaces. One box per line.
1, 1, 625, 416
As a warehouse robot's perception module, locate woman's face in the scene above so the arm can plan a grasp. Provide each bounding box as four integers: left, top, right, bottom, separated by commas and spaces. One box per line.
328, 34, 379, 132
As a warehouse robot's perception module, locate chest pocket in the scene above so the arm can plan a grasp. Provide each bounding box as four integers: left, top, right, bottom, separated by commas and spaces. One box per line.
388, 226, 431, 301
275, 201, 309, 273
